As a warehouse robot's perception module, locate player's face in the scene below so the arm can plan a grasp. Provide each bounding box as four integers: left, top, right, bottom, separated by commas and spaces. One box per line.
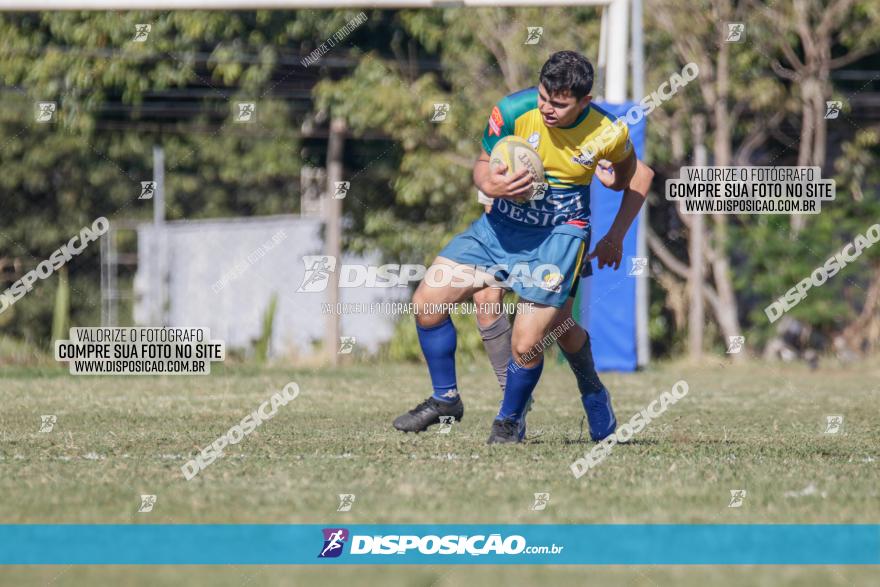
537, 84, 591, 127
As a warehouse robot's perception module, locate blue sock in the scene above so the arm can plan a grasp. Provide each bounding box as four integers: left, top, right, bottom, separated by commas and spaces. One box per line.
559, 334, 604, 395
497, 358, 543, 421
417, 317, 459, 403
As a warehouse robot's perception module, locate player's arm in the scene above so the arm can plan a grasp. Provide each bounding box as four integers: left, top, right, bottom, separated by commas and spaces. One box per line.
594, 118, 637, 191
475, 99, 533, 200
595, 149, 637, 191
590, 159, 654, 270
473, 149, 532, 200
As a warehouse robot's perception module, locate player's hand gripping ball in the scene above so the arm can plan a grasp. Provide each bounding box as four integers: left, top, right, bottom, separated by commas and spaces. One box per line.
488, 136, 548, 202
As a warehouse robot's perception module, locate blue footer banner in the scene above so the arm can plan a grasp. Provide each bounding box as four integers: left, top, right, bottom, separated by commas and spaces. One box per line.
1, 524, 878, 565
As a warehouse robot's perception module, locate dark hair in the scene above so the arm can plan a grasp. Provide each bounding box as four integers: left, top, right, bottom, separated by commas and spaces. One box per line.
539, 51, 594, 99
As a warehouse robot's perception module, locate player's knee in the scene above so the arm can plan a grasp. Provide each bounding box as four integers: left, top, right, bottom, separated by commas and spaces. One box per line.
474, 288, 504, 327
511, 338, 541, 361
415, 312, 448, 329
412, 284, 430, 308
412, 284, 448, 328
412, 281, 445, 308
473, 287, 502, 305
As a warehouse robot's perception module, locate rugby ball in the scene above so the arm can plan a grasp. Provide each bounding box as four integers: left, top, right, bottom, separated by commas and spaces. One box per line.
489, 136, 548, 200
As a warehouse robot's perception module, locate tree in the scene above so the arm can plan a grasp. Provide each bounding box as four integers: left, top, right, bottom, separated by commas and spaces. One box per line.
749, 0, 880, 233
648, 0, 786, 358
0, 11, 322, 343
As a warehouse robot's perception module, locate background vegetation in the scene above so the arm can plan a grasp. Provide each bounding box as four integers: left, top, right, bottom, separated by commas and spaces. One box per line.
1, 4, 879, 362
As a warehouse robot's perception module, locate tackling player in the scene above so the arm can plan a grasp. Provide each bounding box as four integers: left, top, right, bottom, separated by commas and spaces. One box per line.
393, 50, 654, 443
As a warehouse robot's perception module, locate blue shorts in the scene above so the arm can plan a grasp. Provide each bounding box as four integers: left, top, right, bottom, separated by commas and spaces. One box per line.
437, 212, 591, 308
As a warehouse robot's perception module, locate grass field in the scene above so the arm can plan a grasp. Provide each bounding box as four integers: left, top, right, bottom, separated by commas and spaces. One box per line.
1, 358, 878, 585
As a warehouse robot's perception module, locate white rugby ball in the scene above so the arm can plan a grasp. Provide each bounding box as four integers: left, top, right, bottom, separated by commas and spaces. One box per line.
489, 135, 547, 200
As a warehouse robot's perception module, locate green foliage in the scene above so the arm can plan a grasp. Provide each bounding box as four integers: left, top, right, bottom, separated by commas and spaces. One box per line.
0, 11, 314, 345
733, 134, 880, 343
254, 292, 278, 364
384, 310, 490, 364
643, 1, 880, 354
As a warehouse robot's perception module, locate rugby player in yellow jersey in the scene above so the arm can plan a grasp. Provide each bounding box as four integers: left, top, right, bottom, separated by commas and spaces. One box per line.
393, 50, 654, 443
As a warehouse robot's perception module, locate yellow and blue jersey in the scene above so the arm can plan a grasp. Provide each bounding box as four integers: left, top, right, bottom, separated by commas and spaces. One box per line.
481, 86, 632, 229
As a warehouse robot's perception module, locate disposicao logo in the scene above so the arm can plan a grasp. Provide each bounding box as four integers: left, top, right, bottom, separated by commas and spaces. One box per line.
318, 528, 349, 558
318, 531, 530, 557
